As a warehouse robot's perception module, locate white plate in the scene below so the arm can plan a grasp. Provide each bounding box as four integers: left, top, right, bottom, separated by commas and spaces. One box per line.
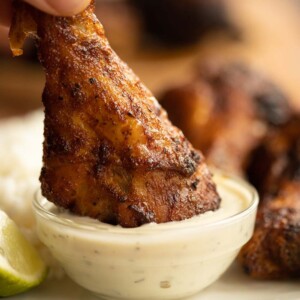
10, 262, 300, 300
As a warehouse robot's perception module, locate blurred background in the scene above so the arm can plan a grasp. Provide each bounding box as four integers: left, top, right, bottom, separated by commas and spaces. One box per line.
1, 0, 300, 118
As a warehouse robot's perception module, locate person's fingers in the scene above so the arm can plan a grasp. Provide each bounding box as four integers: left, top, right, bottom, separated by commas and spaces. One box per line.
0, 0, 90, 27
0, 0, 12, 27
24, 0, 91, 16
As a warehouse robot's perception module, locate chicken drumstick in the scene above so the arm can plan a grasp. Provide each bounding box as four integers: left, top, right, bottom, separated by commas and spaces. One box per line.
9, 1, 220, 227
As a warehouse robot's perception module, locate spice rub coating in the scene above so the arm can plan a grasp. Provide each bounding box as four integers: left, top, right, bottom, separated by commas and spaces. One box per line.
9, 1, 220, 227
239, 116, 300, 279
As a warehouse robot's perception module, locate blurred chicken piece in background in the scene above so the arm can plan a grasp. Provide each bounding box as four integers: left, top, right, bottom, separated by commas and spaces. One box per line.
130, 0, 239, 47
160, 61, 292, 176
239, 116, 300, 279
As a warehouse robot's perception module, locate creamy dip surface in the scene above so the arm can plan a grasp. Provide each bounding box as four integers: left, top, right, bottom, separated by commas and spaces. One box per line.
34, 174, 258, 300
47, 175, 249, 231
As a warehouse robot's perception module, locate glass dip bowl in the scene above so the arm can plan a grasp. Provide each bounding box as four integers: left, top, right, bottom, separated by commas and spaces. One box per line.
33, 171, 258, 300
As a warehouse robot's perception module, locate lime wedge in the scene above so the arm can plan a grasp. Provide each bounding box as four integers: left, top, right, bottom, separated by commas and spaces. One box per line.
0, 210, 47, 297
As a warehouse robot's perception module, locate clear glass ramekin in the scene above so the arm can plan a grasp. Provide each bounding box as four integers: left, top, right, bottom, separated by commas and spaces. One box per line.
33, 171, 258, 300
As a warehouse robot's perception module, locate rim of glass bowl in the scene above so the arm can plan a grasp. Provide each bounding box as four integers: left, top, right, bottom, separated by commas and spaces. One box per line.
32, 170, 258, 234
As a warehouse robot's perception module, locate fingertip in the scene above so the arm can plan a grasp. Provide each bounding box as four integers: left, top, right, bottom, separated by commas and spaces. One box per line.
24, 0, 91, 16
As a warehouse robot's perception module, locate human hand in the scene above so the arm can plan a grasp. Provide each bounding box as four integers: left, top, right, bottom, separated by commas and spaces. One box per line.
0, 0, 91, 27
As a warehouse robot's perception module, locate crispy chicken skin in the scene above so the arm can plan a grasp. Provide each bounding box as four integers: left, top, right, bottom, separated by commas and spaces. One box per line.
238, 116, 300, 279
160, 62, 291, 176
9, 1, 220, 227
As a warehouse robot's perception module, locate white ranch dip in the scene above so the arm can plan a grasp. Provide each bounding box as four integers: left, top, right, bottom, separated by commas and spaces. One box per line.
34, 172, 258, 300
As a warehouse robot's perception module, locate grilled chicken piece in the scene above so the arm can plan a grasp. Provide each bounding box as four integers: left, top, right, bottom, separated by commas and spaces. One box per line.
238, 116, 300, 279
160, 62, 291, 176
9, 1, 220, 227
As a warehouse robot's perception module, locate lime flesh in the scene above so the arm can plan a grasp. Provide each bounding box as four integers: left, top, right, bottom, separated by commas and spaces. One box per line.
0, 210, 47, 297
